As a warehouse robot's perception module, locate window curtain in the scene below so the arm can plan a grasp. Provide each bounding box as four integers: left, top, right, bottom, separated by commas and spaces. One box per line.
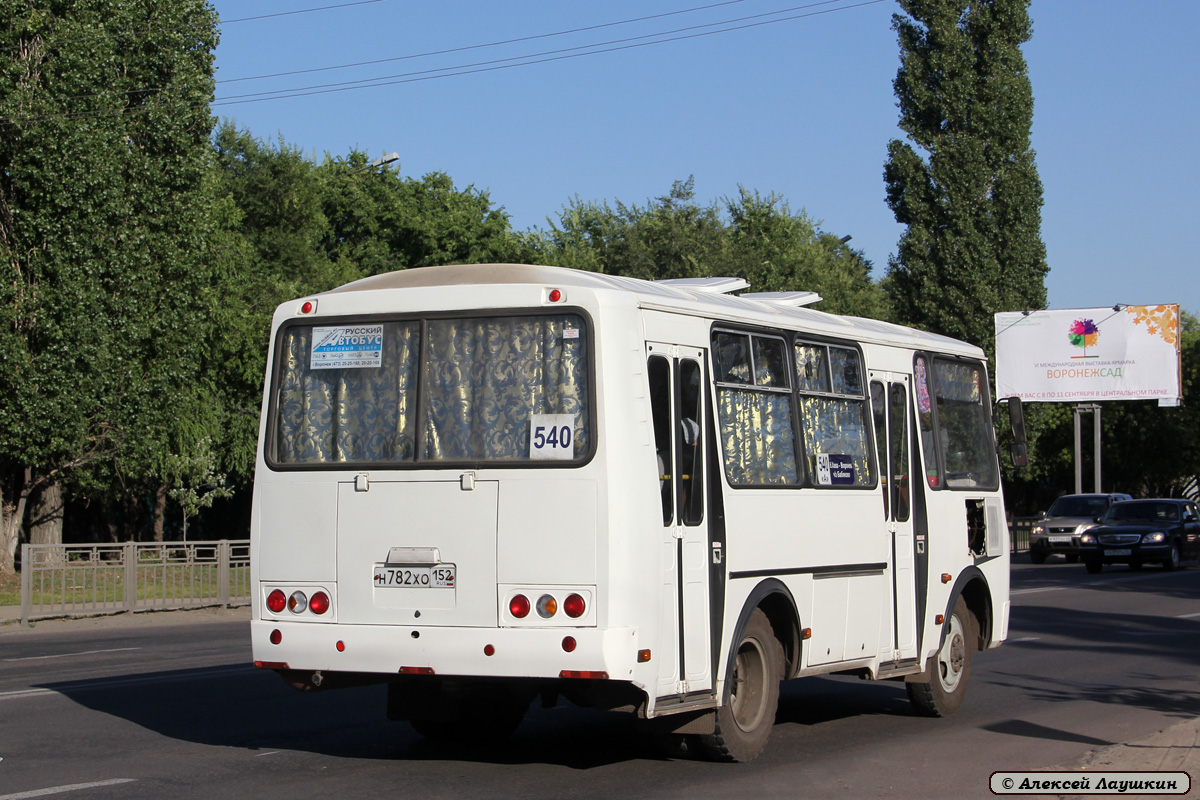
421, 315, 589, 461
717, 388, 798, 485
274, 323, 420, 463
797, 396, 873, 486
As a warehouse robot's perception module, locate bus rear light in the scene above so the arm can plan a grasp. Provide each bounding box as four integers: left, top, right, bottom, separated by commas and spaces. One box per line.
563, 593, 586, 618
299, 299, 317, 314
536, 594, 558, 618
560, 670, 608, 680
562, 636, 576, 652
269, 629, 282, 645
548, 288, 563, 303
484, 644, 495, 656
266, 589, 287, 613
336, 640, 345, 652
399, 666, 435, 675
309, 591, 330, 615
255, 661, 289, 670
288, 591, 308, 613
509, 594, 531, 618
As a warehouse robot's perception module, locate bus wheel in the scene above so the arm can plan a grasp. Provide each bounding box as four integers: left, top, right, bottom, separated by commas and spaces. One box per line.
906, 596, 975, 717
693, 609, 782, 762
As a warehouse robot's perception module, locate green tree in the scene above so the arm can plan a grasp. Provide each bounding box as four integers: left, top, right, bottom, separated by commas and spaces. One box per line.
0, 0, 220, 570
883, 0, 1047, 352
533, 179, 887, 317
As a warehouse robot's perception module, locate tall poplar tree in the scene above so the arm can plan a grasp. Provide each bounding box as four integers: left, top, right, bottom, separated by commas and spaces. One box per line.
883, 0, 1047, 351
0, 1, 220, 568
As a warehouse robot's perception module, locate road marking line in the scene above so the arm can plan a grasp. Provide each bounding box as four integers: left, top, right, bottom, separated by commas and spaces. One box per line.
1012, 572, 1175, 595
255, 751, 281, 757
1009, 636, 1041, 642
0, 689, 55, 701
0, 779, 136, 799
4, 647, 141, 662
1177, 612, 1200, 619
0, 665, 253, 702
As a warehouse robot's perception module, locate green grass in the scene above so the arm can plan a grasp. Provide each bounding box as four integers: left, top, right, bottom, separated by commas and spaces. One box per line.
10, 564, 250, 608
0, 571, 19, 606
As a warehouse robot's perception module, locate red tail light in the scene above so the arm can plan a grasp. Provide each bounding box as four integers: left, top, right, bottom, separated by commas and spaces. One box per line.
309, 591, 330, 615
509, 594, 530, 619
266, 589, 286, 613
563, 593, 586, 618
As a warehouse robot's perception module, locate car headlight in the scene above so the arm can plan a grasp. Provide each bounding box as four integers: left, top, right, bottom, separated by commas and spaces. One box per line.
1142, 532, 1166, 544
1080, 533, 1096, 544
1032, 525, 1045, 535
1077, 523, 1095, 534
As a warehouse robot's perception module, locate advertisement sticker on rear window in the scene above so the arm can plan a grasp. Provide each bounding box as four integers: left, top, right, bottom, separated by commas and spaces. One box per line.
310, 325, 384, 370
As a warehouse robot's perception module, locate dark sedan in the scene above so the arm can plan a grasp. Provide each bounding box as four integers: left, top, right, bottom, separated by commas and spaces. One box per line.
1079, 498, 1200, 573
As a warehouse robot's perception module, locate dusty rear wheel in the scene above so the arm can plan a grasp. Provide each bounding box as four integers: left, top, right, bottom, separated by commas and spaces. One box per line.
907, 596, 975, 717
692, 608, 782, 762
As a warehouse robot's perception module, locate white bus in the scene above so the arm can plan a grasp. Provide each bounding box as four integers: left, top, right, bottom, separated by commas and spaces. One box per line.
250, 263, 1022, 761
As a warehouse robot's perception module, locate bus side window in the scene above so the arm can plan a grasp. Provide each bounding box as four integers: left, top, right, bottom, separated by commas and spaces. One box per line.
679, 359, 704, 526
870, 381, 889, 517
649, 355, 674, 526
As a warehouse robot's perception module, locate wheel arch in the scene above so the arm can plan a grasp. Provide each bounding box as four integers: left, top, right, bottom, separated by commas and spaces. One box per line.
946, 567, 992, 651
726, 579, 802, 685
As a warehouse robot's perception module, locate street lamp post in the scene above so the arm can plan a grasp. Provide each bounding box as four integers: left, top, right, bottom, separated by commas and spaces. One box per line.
349, 151, 398, 175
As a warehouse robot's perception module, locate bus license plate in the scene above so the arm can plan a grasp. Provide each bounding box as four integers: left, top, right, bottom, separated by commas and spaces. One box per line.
373, 565, 456, 589
1104, 549, 1131, 557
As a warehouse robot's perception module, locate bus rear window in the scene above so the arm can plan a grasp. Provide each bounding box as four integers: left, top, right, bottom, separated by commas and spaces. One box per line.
270, 313, 591, 466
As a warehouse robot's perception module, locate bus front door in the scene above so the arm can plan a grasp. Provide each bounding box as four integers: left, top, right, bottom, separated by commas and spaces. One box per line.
648, 344, 713, 699
870, 372, 919, 663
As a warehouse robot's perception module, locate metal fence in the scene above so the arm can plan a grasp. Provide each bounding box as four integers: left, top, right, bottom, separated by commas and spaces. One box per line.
1011, 517, 1035, 553
19, 540, 250, 627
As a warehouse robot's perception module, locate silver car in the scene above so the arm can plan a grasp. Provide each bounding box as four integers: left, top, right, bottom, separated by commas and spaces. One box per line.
1029, 493, 1133, 563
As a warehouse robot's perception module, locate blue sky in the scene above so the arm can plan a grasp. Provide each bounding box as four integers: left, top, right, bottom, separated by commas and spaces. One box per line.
208, 1, 1200, 317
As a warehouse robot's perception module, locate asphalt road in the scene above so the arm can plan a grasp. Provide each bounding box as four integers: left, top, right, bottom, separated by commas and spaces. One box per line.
1, 559, 1197, 799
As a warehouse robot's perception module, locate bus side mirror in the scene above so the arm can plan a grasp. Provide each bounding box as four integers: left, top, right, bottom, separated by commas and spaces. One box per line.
1007, 397, 1028, 468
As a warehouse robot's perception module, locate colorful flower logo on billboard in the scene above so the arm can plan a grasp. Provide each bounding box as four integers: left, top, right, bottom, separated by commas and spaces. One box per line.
1068, 318, 1100, 358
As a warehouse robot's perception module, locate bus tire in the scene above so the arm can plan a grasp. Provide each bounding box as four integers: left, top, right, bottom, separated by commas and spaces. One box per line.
906, 596, 975, 717
693, 608, 782, 762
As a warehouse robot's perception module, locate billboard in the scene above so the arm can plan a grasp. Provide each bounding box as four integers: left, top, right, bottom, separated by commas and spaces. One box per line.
995, 305, 1181, 403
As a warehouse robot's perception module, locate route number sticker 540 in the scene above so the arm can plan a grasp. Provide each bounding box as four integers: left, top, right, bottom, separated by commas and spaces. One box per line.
530, 414, 575, 460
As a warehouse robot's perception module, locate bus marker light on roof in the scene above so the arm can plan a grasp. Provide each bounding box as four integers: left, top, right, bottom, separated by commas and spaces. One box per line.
267, 589, 286, 613
564, 593, 586, 618
509, 594, 530, 619
269, 629, 282, 645
300, 300, 317, 314
562, 636, 576, 653
336, 640, 345, 652
548, 288, 562, 303
484, 644, 495, 656
536, 594, 558, 618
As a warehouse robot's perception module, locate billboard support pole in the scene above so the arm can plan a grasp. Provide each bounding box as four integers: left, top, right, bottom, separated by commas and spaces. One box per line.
1073, 404, 1102, 494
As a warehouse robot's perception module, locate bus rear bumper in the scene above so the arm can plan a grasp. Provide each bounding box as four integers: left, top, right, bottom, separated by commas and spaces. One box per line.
251, 620, 640, 682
